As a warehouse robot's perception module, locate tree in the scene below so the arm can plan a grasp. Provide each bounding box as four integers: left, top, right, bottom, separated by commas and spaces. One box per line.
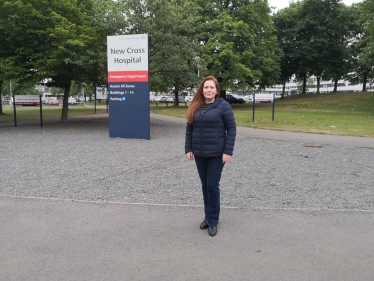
273, 3, 300, 98
292, 0, 344, 94
347, 1, 374, 91
273, 0, 355, 94
322, 3, 356, 92
195, 0, 282, 95
0, 80, 37, 96
119, 0, 203, 105
0, 0, 26, 114
0, 0, 114, 123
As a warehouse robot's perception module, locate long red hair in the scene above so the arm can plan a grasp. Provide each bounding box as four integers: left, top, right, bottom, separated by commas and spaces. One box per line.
186, 76, 220, 124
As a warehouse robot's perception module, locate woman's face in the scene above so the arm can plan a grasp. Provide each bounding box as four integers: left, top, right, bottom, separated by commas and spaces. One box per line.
203, 80, 217, 103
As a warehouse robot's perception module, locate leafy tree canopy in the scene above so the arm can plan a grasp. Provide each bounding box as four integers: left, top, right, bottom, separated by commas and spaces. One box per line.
195, 0, 282, 91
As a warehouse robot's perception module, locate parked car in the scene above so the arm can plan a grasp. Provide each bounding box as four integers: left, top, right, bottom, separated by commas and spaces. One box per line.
185, 95, 194, 102
47, 98, 59, 106
177, 95, 185, 103
242, 95, 253, 103
154, 95, 165, 102
153, 95, 163, 102
3, 96, 12, 105
226, 94, 245, 104
68, 97, 77, 105
159, 96, 174, 103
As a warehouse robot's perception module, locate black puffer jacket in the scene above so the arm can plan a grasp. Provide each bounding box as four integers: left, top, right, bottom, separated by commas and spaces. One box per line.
185, 98, 236, 157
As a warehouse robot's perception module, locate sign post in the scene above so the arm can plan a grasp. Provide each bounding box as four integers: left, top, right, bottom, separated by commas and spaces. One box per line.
107, 34, 150, 140
252, 93, 275, 122
39, 94, 43, 127
272, 93, 275, 121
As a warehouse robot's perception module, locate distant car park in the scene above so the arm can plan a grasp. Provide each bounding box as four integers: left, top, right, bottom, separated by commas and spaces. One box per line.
151, 94, 188, 104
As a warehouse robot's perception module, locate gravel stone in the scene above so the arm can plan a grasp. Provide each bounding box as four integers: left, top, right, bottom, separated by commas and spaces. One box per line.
0, 117, 373, 212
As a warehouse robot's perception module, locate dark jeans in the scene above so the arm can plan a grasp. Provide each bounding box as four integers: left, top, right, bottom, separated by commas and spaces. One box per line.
194, 156, 225, 227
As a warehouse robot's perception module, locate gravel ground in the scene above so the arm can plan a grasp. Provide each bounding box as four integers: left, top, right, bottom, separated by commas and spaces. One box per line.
0, 116, 373, 212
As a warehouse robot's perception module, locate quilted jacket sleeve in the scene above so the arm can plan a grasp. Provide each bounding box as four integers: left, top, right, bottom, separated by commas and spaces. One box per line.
185, 122, 193, 154
222, 101, 236, 156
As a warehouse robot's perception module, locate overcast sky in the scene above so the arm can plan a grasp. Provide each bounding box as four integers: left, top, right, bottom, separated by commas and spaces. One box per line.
268, 0, 364, 12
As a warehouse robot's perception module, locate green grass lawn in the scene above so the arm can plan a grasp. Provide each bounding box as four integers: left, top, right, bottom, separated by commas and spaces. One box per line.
1, 92, 373, 137
150, 92, 374, 137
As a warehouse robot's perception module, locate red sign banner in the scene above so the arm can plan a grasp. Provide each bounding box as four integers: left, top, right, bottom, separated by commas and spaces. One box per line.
108, 71, 149, 82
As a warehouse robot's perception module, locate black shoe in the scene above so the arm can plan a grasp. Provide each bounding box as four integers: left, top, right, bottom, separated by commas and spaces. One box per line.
208, 226, 217, 236
200, 219, 208, 229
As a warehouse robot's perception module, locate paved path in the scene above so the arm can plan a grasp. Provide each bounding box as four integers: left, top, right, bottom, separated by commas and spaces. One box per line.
1, 196, 373, 281
1, 113, 374, 281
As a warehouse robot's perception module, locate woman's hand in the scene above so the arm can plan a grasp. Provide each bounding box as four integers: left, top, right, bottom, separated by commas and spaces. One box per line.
186, 152, 194, 160
222, 154, 232, 163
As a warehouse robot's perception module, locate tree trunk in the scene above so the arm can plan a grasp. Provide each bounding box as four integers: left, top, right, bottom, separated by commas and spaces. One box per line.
316, 75, 321, 94
174, 89, 179, 106
216, 77, 227, 99
362, 72, 368, 92
302, 73, 307, 94
333, 78, 338, 93
60, 84, 71, 124
282, 81, 285, 99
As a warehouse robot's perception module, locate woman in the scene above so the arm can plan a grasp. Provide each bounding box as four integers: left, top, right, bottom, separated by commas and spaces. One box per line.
185, 75, 236, 237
